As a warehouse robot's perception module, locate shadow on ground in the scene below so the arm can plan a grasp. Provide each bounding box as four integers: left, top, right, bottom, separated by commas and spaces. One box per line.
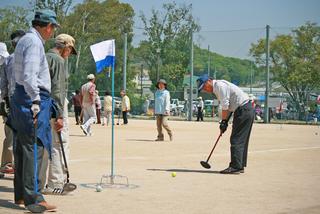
0, 185, 14, 193
147, 168, 220, 174
0, 199, 25, 211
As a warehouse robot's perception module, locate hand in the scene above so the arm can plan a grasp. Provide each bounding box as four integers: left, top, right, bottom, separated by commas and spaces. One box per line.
219, 120, 228, 134
31, 103, 40, 118
55, 118, 63, 132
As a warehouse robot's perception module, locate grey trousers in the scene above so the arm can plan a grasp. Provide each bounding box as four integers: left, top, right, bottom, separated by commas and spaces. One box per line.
229, 102, 255, 169
14, 132, 45, 205
156, 115, 173, 139
1, 122, 13, 167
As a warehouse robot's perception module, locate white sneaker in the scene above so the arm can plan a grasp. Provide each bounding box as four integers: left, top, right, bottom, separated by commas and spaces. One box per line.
80, 125, 88, 135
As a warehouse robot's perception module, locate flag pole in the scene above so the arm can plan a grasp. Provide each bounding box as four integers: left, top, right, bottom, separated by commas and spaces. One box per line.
111, 58, 115, 179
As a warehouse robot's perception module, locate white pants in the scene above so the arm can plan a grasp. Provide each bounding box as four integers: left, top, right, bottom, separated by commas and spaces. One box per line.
82, 104, 96, 133
40, 99, 70, 189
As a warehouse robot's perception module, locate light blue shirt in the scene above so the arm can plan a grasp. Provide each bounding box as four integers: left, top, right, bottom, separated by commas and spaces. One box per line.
14, 27, 51, 101
0, 54, 16, 99
155, 89, 170, 115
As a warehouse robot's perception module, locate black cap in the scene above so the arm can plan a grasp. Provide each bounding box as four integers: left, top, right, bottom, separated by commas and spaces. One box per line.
10, 30, 25, 41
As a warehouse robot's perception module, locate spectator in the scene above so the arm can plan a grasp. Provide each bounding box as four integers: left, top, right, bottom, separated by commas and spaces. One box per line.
72, 90, 82, 125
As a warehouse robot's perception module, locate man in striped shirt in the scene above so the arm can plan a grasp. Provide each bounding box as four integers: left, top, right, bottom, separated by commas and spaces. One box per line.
10, 9, 59, 212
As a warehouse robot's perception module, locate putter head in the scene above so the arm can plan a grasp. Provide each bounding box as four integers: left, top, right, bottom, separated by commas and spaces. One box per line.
26, 204, 46, 213
200, 161, 211, 169
63, 182, 77, 192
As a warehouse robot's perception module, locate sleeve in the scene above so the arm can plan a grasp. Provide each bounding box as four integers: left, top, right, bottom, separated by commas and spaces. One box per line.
22, 42, 41, 101
215, 82, 230, 111
0, 63, 8, 99
47, 55, 64, 117
165, 91, 171, 112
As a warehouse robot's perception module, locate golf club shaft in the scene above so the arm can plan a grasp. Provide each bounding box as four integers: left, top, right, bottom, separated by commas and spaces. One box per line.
205, 112, 233, 162
205, 134, 222, 162
57, 132, 70, 182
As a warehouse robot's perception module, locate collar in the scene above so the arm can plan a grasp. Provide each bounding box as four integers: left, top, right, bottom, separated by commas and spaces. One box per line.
29, 27, 46, 45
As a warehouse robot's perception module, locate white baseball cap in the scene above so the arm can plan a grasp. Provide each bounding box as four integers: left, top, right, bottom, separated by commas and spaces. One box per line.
87, 74, 95, 80
0, 42, 9, 58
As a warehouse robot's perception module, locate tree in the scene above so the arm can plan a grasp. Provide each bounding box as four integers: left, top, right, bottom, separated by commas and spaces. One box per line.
138, 2, 200, 91
0, 6, 29, 49
250, 22, 320, 118
61, 0, 135, 93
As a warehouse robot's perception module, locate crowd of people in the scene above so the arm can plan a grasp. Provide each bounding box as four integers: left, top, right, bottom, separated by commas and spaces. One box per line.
0, 8, 255, 214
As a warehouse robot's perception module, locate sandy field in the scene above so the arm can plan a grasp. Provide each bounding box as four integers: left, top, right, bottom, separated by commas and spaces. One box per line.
0, 118, 319, 214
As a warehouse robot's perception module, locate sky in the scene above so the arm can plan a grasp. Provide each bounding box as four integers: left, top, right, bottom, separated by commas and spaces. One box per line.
1, 0, 319, 59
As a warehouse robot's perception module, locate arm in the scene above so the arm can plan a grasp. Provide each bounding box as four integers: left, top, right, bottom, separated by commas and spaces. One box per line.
0, 63, 8, 100
47, 55, 64, 117
22, 42, 41, 102
165, 91, 170, 115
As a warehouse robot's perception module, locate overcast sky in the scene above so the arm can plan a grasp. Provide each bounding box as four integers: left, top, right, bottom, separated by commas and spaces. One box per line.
1, 0, 319, 59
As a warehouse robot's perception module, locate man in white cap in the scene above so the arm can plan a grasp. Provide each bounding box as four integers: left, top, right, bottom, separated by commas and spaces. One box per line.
196, 96, 204, 121
0, 31, 25, 177
40, 34, 77, 195
197, 74, 255, 174
9, 9, 59, 212
80, 74, 96, 136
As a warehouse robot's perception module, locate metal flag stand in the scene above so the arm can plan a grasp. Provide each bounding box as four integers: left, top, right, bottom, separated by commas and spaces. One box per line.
98, 43, 130, 189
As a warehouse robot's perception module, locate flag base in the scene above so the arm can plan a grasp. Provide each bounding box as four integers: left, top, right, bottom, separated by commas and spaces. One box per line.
98, 174, 132, 189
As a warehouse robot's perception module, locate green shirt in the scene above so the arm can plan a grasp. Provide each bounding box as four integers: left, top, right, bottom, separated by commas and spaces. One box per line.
46, 49, 67, 117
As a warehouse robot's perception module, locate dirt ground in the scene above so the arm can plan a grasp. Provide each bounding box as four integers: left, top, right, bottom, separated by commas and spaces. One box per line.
0, 118, 319, 214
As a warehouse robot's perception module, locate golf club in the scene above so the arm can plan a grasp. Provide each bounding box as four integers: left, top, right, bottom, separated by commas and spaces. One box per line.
57, 132, 77, 192
200, 112, 233, 169
26, 117, 46, 213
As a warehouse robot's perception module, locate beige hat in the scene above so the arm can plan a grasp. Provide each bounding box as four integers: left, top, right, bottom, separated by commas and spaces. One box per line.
55, 34, 77, 55
87, 74, 95, 80
197, 96, 202, 100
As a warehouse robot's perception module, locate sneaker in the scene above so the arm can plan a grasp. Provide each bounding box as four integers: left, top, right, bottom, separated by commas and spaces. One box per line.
42, 186, 69, 195
38, 201, 57, 212
155, 138, 164, 141
14, 199, 25, 208
220, 167, 242, 174
80, 125, 88, 135
27, 201, 57, 213
0, 164, 14, 174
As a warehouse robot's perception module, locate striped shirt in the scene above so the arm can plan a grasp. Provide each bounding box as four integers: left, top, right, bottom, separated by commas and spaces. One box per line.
212, 80, 249, 112
14, 27, 51, 101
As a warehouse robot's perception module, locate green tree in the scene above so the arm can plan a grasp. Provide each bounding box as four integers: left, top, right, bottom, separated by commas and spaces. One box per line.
0, 6, 29, 49
138, 2, 200, 91
250, 22, 320, 118
61, 0, 134, 93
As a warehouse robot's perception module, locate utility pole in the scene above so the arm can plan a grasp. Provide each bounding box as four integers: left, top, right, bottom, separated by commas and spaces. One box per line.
156, 47, 161, 80
188, 32, 194, 121
123, 33, 127, 91
207, 45, 210, 76
140, 64, 144, 98
250, 62, 253, 94
264, 25, 270, 123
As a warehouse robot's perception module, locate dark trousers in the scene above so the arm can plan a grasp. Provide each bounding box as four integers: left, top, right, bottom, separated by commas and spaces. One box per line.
96, 109, 101, 124
122, 111, 128, 124
229, 102, 255, 169
14, 132, 45, 205
197, 107, 203, 121
74, 106, 82, 125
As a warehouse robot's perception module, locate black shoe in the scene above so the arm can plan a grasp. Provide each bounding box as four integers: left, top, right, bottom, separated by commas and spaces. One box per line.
220, 167, 242, 174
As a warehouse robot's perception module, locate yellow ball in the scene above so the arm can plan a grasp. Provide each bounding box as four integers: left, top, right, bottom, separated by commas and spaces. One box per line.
171, 172, 176, 177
